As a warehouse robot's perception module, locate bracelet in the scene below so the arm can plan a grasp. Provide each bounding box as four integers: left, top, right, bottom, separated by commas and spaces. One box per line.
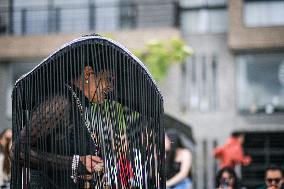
71, 155, 80, 183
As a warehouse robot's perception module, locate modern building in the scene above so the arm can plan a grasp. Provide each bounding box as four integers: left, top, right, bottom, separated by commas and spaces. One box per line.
161, 0, 284, 188
1, 0, 284, 188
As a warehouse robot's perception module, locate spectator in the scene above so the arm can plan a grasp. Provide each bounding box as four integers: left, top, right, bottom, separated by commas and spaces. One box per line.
165, 129, 192, 189
0, 129, 12, 149
214, 132, 251, 169
257, 165, 284, 189
215, 167, 241, 189
0, 128, 12, 188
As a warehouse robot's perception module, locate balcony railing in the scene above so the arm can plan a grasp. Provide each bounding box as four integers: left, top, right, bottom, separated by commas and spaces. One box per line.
0, 1, 178, 36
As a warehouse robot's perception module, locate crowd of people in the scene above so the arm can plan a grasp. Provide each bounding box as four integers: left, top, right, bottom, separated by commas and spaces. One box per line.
214, 165, 284, 189
165, 129, 284, 189
0, 126, 283, 189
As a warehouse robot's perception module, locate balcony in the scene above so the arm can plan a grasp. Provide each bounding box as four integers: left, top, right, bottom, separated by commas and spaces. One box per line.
0, 0, 180, 60
0, 0, 178, 36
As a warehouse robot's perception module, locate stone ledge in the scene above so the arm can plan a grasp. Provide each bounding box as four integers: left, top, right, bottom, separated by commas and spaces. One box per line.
0, 27, 180, 61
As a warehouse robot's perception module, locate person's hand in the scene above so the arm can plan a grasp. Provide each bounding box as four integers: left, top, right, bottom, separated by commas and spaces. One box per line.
243, 156, 252, 166
80, 155, 104, 173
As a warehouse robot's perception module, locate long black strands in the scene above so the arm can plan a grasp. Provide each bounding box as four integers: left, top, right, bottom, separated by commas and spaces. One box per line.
11, 35, 164, 189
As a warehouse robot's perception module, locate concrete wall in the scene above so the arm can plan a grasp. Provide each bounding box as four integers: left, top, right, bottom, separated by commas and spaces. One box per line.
0, 27, 179, 61
0, 62, 12, 130
160, 33, 284, 188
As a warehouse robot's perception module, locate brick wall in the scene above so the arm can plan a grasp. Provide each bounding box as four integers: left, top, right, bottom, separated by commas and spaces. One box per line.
228, 0, 284, 51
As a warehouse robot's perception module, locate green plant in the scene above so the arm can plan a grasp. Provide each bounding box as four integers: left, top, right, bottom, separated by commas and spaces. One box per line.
134, 38, 193, 82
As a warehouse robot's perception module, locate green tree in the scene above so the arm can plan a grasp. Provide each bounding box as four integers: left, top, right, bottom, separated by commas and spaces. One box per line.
134, 38, 193, 82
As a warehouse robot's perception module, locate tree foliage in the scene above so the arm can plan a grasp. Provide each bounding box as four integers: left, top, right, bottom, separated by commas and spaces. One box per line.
134, 38, 193, 82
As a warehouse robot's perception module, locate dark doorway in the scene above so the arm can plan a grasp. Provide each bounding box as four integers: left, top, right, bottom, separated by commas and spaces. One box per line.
242, 131, 284, 189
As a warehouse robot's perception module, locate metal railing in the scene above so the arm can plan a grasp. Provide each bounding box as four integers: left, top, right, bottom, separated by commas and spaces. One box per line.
0, 1, 178, 36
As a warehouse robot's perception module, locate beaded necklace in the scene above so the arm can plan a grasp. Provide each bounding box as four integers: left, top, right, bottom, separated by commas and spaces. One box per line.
67, 85, 98, 148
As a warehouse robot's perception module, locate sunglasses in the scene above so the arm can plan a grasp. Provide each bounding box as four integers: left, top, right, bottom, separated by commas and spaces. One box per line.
220, 178, 232, 187
266, 178, 282, 184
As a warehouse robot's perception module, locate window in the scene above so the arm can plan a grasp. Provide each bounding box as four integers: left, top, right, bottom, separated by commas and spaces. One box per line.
180, 0, 227, 7
180, 54, 218, 112
244, 0, 284, 27
180, 0, 228, 34
0, 2, 9, 34
120, 2, 137, 29
94, 1, 119, 31
12, 0, 120, 35
6, 0, 176, 35
236, 54, 284, 114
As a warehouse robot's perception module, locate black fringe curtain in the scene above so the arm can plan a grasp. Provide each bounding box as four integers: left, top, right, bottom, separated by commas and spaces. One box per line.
11, 35, 164, 189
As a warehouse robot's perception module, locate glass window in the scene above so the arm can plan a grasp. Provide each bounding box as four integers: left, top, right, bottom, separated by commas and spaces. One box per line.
120, 3, 137, 29
236, 54, 284, 114
180, 0, 204, 7
59, 8, 89, 33
180, 0, 227, 7
181, 54, 219, 112
12, 0, 120, 35
12, 8, 49, 35
14, 0, 48, 7
244, 1, 284, 27
181, 9, 228, 34
95, 5, 119, 31
208, 9, 228, 33
206, 0, 227, 6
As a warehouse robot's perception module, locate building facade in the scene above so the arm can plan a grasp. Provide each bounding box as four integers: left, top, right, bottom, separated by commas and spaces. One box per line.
161, 0, 284, 188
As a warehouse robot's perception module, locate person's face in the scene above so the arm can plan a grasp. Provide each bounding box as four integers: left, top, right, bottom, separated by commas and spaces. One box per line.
84, 67, 113, 103
265, 170, 283, 189
0, 129, 12, 146
238, 134, 245, 145
220, 171, 234, 188
165, 135, 171, 152
4, 129, 12, 140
